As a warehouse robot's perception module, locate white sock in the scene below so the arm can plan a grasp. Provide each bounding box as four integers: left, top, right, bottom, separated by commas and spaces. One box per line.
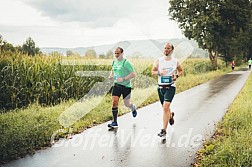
130, 104, 136, 111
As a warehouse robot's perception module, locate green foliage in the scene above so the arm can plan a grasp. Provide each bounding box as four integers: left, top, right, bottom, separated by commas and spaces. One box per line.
196, 73, 252, 166
169, 0, 252, 67
49, 51, 62, 57
85, 49, 97, 58
141, 58, 226, 78
21, 37, 41, 56
0, 104, 64, 162
0, 54, 110, 110
0, 59, 229, 163
98, 53, 106, 59
0, 35, 41, 56
106, 50, 114, 59
0, 35, 16, 55
66, 50, 74, 56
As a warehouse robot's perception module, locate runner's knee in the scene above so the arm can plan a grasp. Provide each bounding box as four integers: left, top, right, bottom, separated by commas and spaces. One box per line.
112, 99, 119, 108
163, 102, 171, 110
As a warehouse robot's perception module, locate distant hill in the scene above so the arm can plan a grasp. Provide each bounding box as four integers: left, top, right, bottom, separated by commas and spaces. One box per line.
41, 38, 208, 59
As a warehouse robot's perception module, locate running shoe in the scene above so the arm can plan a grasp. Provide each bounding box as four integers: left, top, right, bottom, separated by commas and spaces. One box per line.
169, 112, 175, 125
108, 122, 118, 128
158, 129, 167, 138
132, 104, 137, 118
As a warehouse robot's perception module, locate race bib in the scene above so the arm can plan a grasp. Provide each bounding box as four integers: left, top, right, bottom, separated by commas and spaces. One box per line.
161, 76, 172, 84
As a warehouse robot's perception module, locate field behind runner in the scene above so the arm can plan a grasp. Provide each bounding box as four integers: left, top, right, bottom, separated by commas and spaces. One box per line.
0, 55, 230, 163
0, 54, 217, 110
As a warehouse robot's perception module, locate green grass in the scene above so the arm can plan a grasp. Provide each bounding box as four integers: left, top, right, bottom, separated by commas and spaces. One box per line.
0, 55, 224, 110
0, 58, 231, 163
0, 68, 230, 163
195, 72, 252, 167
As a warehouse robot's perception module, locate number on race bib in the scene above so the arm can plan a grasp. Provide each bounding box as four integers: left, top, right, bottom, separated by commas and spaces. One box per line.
161, 76, 172, 84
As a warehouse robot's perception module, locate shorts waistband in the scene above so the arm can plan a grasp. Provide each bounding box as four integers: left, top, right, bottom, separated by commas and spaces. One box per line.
158, 85, 173, 89
114, 83, 131, 89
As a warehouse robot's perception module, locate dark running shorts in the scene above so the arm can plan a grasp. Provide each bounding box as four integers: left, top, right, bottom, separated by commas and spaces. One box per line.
112, 83, 131, 99
158, 86, 176, 105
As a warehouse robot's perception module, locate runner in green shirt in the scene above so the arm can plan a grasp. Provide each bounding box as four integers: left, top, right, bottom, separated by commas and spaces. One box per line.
108, 47, 137, 128
248, 58, 252, 70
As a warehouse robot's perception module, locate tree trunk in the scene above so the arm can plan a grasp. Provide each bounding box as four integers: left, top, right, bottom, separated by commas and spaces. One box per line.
208, 50, 218, 70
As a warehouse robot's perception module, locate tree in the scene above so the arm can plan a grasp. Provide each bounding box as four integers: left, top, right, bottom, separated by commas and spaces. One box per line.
98, 53, 106, 59
0, 34, 15, 54
22, 37, 41, 56
50, 51, 62, 57
106, 50, 114, 59
245, 5, 252, 60
66, 50, 80, 57
169, 0, 252, 69
217, 0, 251, 64
85, 49, 97, 58
66, 50, 74, 56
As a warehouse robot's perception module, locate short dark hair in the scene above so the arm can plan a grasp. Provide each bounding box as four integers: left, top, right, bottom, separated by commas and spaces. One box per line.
167, 43, 174, 50
171, 44, 174, 50
116, 47, 124, 53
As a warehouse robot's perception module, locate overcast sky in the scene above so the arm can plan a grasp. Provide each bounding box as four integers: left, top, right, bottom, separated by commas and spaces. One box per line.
0, 0, 184, 48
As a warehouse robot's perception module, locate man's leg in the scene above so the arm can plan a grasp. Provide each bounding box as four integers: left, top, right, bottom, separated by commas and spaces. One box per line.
123, 98, 137, 117
157, 88, 167, 137
112, 96, 119, 123
123, 98, 133, 109
162, 101, 171, 130
108, 85, 121, 128
158, 88, 171, 127
123, 87, 137, 117
157, 87, 175, 137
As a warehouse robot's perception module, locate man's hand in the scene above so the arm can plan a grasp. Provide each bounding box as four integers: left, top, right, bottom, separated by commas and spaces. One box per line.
172, 74, 178, 81
159, 70, 166, 76
116, 77, 124, 82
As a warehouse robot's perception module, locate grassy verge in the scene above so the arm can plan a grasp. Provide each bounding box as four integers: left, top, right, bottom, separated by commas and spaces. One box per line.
195, 72, 252, 166
0, 66, 230, 163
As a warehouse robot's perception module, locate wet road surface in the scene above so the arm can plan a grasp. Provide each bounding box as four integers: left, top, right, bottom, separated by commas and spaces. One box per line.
2, 70, 251, 167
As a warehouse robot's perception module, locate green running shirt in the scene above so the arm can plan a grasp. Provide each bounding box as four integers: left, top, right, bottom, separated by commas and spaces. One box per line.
112, 58, 134, 88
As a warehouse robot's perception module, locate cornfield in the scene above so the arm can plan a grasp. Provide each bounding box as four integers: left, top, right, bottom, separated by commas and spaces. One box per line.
0, 54, 155, 111
0, 54, 110, 110
0, 54, 219, 111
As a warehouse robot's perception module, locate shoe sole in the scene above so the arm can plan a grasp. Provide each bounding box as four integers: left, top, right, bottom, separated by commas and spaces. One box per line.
108, 125, 118, 128
158, 134, 166, 139
157, 133, 166, 138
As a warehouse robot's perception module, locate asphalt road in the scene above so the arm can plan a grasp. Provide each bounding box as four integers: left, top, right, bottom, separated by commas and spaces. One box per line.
2, 70, 251, 167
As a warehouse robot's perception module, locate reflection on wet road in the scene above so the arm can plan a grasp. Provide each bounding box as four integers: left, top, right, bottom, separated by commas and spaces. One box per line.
3, 71, 251, 167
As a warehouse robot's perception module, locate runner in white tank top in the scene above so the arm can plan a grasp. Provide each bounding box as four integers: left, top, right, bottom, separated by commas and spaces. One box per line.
152, 42, 183, 138
157, 56, 180, 87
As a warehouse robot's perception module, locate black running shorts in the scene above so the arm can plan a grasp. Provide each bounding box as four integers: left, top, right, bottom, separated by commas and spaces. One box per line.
112, 83, 131, 99
158, 86, 176, 105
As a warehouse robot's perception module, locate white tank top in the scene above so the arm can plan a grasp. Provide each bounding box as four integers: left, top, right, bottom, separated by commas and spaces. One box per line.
158, 56, 178, 87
